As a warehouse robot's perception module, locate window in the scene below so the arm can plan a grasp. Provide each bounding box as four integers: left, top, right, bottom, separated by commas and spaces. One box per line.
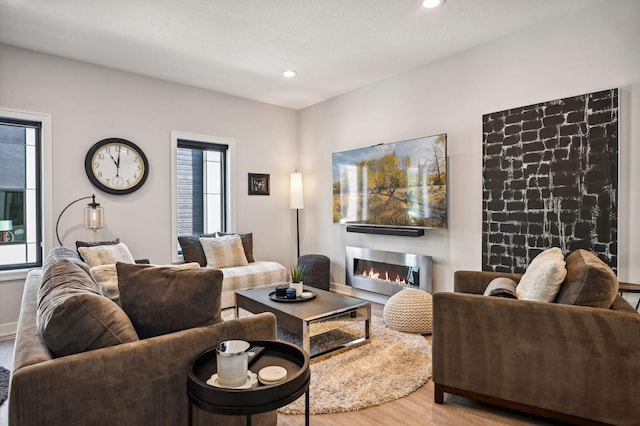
171, 132, 236, 262
0, 117, 42, 270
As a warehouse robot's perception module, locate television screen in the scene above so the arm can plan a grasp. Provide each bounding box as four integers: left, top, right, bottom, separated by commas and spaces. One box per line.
332, 133, 447, 228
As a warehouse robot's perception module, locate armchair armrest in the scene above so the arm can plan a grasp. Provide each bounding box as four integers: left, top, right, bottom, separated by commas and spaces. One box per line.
453, 270, 522, 294
432, 292, 640, 424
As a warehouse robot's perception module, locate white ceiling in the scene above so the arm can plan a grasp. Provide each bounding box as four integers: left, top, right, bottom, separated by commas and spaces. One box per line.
0, 0, 610, 110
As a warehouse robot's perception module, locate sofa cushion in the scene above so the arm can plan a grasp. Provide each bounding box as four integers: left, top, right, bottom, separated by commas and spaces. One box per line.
78, 242, 136, 267
117, 263, 223, 338
216, 232, 255, 263
37, 259, 139, 357
178, 233, 216, 266
42, 246, 90, 275
555, 249, 619, 308
200, 235, 249, 268
516, 247, 567, 302
483, 277, 518, 299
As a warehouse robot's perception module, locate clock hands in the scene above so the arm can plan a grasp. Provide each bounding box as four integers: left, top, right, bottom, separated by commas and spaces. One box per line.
116, 146, 121, 177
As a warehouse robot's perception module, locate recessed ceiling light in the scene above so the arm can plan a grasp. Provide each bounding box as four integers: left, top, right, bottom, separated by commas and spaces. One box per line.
422, 0, 446, 8
282, 70, 297, 78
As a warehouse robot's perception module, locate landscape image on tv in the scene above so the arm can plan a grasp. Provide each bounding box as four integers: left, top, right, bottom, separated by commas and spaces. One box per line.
332, 133, 447, 228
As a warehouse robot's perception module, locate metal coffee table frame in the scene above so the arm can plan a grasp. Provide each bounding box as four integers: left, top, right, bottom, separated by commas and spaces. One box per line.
236, 285, 371, 358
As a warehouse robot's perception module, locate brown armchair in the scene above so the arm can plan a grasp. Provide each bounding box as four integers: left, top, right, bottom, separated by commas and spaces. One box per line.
433, 269, 640, 425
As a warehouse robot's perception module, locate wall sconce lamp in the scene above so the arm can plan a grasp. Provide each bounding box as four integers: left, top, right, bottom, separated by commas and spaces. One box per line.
290, 171, 304, 259
55, 194, 104, 246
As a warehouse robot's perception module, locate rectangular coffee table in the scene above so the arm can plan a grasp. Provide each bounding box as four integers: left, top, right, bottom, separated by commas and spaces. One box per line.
235, 285, 371, 358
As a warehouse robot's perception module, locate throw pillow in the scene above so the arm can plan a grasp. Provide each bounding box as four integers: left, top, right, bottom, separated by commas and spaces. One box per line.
178, 233, 217, 266
75, 238, 120, 255
117, 263, 223, 338
89, 262, 200, 304
37, 259, 139, 357
78, 242, 136, 267
516, 247, 567, 302
216, 232, 255, 263
200, 235, 249, 268
555, 249, 619, 308
90, 262, 201, 304
89, 264, 120, 302
483, 277, 518, 299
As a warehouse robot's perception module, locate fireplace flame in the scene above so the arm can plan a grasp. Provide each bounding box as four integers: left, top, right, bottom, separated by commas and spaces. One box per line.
362, 268, 408, 285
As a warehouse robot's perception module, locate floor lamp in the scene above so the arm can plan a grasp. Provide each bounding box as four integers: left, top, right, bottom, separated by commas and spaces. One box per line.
290, 171, 304, 259
55, 194, 104, 246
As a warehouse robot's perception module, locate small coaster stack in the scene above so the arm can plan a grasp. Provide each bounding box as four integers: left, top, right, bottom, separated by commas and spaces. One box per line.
258, 366, 287, 385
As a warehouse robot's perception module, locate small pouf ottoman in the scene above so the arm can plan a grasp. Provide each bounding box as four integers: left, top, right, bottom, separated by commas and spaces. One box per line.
383, 288, 433, 334
298, 254, 330, 291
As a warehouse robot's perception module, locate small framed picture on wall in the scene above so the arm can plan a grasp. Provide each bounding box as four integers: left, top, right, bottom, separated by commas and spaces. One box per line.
248, 173, 270, 195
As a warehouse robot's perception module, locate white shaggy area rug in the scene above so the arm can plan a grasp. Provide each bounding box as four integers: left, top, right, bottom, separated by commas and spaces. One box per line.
224, 310, 432, 414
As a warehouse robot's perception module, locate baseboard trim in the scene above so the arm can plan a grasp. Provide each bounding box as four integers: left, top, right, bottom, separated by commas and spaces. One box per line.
330, 283, 389, 305
0, 322, 17, 340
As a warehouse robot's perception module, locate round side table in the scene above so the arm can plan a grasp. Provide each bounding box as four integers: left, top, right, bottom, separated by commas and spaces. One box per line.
187, 340, 310, 426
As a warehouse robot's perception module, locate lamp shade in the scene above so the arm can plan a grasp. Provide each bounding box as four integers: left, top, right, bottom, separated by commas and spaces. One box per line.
290, 172, 304, 209
0, 220, 12, 231
84, 204, 104, 231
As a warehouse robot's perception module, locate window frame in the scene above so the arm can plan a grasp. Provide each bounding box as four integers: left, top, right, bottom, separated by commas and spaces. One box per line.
0, 108, 52, 280
170, 131, 236, 263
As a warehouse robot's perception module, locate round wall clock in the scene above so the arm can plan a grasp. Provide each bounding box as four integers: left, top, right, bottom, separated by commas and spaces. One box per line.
85, 138, 149, 195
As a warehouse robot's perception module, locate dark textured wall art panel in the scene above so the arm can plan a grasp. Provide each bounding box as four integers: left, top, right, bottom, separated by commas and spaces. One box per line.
482, 89, 618, 273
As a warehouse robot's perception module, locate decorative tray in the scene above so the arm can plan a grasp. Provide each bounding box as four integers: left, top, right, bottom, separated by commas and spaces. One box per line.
269, 290, 316, 303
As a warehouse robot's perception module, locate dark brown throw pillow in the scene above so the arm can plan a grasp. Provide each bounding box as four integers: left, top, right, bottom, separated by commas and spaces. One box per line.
117, 263, 223, 338
555, 249, 618, 308
75, 238, 120, 256
178, 233, 216, 266
37, 259, 139, 357
216, 232, 255, 263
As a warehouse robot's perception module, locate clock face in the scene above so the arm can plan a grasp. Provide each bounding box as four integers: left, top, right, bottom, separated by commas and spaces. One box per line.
85, 138, 149, 195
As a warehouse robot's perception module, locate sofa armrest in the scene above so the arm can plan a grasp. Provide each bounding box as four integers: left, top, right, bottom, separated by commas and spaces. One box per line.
10, 313, 277, 426
432, 292, 640, 424
453, 270, 522, 294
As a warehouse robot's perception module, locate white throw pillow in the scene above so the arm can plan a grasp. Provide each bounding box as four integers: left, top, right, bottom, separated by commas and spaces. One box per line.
516, 247, 567, 302
78, 242, 136, 267
200, 235, 249, 269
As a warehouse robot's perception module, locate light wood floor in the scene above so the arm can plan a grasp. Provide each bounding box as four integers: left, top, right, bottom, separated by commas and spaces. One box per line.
0, 305, 567, 426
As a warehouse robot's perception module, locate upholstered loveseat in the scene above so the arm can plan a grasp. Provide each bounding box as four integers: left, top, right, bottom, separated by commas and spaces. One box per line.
9, 247, 278, 426
433, 250, 640, 425
178, 233, 287, 309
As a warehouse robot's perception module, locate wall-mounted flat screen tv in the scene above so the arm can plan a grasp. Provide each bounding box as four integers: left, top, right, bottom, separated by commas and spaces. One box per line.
332, 133, 447, 229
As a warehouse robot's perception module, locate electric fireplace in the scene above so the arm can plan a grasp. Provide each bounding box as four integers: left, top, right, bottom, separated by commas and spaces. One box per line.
345, 246, 432, 296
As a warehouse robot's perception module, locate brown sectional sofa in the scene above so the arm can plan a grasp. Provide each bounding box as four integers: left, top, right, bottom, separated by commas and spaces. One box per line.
9, 247, 278, 426
433, 253, 640, 425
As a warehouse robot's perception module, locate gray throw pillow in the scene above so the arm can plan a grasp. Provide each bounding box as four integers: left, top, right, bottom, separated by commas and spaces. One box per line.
483, 277, 518, 299
117, 263, 223, 338
37, 259, 139, 357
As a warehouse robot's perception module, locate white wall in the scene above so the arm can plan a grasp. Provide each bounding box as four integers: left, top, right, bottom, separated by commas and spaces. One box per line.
298, 0, 640, 295
0, 44, 299, 330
